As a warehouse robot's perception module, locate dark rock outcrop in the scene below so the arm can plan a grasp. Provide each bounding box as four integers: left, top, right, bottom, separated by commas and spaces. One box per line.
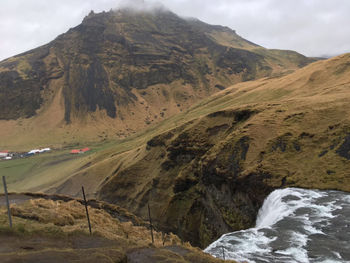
0, 8, 315, 124
98, 109, 271, 248
336, 134, 350, 160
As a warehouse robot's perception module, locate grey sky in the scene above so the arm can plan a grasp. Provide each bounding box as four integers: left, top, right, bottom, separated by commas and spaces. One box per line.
0, 0, 349, 61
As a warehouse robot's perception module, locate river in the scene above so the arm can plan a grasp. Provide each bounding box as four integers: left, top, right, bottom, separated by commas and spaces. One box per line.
205, 188, 350, 263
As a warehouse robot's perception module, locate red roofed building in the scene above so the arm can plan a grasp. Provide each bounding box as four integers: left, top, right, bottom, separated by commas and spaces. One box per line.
81, 147, 90, 153
70, 149, 80, 154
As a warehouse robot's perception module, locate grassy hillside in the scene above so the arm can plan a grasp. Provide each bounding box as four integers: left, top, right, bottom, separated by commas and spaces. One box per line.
0, 9, 316, 149
74, 53, 350, 247
0, 193, 232, 262
2, 53, 349, 248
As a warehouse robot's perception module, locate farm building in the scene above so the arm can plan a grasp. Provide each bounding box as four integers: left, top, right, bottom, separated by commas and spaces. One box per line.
39, 148, 51, 153
70, 148, 91, 154
28, 149, 40, 154
28, 148, 51, 154
81, 147, 90, 153
0, 151, 9, 157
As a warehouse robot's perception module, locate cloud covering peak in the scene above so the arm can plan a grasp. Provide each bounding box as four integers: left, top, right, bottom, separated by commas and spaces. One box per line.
0, 0, 349, 61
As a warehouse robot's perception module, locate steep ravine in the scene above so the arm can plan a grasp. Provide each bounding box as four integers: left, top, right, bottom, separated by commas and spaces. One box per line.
40, 53, 350, 249
98, 109, 282, 248
99, 101, 350, 248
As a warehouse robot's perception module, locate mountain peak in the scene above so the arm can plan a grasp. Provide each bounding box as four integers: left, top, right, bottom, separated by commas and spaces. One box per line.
0, 9, 315, 145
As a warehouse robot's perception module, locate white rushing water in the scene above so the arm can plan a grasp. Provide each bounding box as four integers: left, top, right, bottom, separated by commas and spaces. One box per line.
205, 188, 350, 263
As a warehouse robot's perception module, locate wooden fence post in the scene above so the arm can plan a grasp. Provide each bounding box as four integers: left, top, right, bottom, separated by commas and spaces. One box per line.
162, 232, 165, 246
2, 176, 12, 228
148, 203, 154, 244
82, 186, 92, 235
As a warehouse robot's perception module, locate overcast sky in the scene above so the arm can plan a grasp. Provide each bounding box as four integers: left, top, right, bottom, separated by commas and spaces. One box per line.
1, 0, 349, 61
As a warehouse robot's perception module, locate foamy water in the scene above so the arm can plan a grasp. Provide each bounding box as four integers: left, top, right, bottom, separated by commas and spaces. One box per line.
205, 188, 350, 263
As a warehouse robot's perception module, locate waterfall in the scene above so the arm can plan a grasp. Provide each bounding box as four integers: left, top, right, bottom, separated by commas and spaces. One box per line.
205, 188, 350, 263
256, 188, 300, 228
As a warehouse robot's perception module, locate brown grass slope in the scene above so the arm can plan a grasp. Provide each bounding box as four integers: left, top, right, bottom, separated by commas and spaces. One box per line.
0, 8, 315, 149
1, 53, 348, 249
60, 53, 350, 248
0, 193, 233, 263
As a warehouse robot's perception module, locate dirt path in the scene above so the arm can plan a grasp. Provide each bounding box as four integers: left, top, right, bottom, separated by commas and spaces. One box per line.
127, 246, 192, 263
0, 235, 197, 263
0, 235, 126, 263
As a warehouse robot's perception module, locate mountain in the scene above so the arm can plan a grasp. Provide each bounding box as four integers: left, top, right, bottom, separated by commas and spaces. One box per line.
3, 53, 349, 248
3, 6, 346, 252
0, 8, 315, 148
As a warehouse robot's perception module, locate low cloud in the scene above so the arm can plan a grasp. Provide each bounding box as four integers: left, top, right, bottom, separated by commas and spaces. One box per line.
115, 0, 167, 12
0, 0, 349, 61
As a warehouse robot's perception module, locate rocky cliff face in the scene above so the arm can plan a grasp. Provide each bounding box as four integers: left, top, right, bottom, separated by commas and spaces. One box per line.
0, 8, 315, 141
98, 109, 274, 248
97, 54, 350, 248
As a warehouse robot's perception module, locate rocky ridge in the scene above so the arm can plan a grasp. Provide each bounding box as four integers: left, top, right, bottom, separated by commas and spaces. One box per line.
0, 8, 315, 147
